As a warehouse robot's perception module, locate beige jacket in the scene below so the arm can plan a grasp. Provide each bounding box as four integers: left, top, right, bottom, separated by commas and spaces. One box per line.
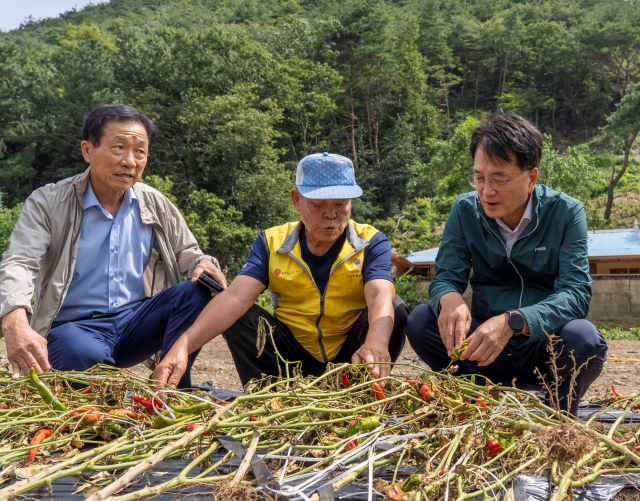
0, 168, 218, 337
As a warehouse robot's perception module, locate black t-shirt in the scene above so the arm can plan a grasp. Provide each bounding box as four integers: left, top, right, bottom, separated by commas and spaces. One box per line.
299, 226, 347, 294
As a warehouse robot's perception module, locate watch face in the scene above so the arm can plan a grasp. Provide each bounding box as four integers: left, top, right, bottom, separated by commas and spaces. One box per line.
509, 311, 525, 331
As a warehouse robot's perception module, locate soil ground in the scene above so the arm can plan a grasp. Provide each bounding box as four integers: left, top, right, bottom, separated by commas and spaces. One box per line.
1, 337, 638, 398
147, 337, 640, 400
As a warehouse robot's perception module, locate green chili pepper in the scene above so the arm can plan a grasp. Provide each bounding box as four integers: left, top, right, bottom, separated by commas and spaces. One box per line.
327, 426, 347, 437
169, 402, 213, 415
499, 437, 508, 450
613, 431, 624, 438
450, 343, 469, 363
448, 391, 462, 401
402, 474, 421, 492
348, 416, 380, 436
404, 400, 417, 413
29, 368, 66, 412
105, 423, 126, 436
152, 413, 191, 429
470, 375, 476, 384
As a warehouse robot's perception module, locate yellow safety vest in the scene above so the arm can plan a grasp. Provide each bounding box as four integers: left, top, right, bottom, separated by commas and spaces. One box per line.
264, 220, 379, 363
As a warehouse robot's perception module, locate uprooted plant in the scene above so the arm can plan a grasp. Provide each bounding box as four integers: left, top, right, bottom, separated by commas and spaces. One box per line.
0, 330, 636, 501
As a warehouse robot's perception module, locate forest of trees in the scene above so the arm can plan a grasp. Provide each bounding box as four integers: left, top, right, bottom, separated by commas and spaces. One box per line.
1, 0, 640, 275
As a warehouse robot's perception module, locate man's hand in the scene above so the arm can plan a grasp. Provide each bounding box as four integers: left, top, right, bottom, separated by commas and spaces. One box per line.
459, 313, 512, 367
351, 339, 392, 383
2, 308, 50, 379
154, 337, 189, 386
438, 292, 472, 357
191, 259, 228, 295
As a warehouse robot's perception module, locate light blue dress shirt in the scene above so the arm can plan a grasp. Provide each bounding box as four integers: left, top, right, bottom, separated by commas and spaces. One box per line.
56, 181, 156, 322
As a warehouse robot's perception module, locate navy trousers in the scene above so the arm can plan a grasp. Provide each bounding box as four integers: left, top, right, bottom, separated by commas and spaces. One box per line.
406, 304, 608, 415
47, 280, 212, 388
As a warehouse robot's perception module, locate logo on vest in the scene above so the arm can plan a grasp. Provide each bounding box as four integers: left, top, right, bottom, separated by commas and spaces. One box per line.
274, 269, 281, 276
353, 258, 361, 265
535, 247, 546, 252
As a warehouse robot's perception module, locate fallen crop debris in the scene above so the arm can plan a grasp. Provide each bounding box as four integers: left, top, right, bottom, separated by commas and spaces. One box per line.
0, 361, 638, 501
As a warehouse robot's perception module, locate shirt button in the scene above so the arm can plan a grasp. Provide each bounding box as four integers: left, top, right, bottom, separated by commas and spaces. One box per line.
111, 301, 116, 305
509, 234, 515, 239
111, 274, 115, 279
111, 247, 116, 252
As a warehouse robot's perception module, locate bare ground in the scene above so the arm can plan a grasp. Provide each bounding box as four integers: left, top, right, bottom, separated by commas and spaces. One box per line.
1, 337, 638, 399
139, 337, 640, 399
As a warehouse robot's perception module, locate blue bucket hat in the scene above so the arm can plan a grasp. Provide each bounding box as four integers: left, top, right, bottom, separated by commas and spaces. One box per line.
296, 152, 363, 199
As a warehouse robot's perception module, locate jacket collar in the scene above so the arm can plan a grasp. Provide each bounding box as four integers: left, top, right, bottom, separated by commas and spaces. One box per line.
277, 220, 370, 254
72, 167, 154, 224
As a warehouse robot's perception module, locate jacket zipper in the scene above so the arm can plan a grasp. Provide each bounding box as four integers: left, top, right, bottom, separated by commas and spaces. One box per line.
285, 253, 329, 363
286, 246, 368, 364
475, 211, 539, 309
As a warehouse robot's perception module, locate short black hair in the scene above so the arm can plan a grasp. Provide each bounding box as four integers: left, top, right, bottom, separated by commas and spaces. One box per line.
82, 104, 157, 148
469, 114, 543, 170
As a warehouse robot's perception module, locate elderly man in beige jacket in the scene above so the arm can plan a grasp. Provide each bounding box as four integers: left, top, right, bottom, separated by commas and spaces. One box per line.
0, 104, 226, 387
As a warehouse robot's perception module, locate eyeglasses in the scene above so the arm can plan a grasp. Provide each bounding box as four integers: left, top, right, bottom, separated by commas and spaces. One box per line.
466, 169, 531, 191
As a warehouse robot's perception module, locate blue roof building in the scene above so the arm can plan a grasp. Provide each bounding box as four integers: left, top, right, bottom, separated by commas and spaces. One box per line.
405, 225, 640, 276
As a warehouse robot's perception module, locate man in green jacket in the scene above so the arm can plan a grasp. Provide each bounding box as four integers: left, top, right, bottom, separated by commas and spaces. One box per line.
406, 114, 607, 414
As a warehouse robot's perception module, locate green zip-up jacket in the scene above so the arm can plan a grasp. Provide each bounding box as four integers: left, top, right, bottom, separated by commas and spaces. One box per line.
428, 184, 592, 342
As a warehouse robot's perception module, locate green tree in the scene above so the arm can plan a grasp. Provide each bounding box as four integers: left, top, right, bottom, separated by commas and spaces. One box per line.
601, 82, 640, 219
537, 138, 602, 201
0, 203, 23, 256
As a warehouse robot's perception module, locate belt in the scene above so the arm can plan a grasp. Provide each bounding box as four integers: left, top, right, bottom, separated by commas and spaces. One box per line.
90, 311, 119, 319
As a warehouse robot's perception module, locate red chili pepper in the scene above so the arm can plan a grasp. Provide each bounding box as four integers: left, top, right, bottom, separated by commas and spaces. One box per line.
251, 416, 258, 421
458, 415, 466, 422
611, 385, 622, 397
345, 440, 357, 452
349, 414, 364, 426
107, 409, 139, 420
24, 429, 53, 466
187, 423, 210, 435
132, 395, 164, 413
79, 386, 93, 394
372, 383, 385, 401
404, 380, 419, 385
486, 438, 501, 456
71, 406, 101, 423
339, 371, 350, 388
517, 394, 526, 402
419, 385, 436, 402
386, 484, 413, 501
114, 407, 146, 419
475, 397, 487, 408
612, 436, 635, 451
0, 404, 10, 409
26, 389, 34, 394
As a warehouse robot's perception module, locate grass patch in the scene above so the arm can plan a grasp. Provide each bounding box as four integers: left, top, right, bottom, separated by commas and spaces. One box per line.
597, 326, 640, 341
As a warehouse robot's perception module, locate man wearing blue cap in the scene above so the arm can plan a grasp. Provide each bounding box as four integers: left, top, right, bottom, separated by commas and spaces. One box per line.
154, 153, 408, 386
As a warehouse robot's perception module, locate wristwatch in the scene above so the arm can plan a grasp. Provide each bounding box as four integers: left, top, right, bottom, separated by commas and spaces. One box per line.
507, 310, 526, 336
